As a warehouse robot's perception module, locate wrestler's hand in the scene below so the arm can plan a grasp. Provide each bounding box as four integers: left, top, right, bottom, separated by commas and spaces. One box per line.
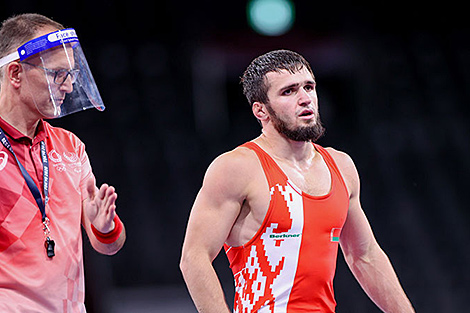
84, 178, 118, 233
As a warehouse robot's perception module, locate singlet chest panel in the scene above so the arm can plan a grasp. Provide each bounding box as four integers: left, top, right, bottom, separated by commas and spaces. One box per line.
224, 142, 349, 313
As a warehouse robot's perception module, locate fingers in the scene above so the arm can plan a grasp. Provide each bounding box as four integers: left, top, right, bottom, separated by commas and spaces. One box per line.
104, 190, 118, 215
97, 184, 118, 215
97, 183, 109, 200
86, 177, 97, 200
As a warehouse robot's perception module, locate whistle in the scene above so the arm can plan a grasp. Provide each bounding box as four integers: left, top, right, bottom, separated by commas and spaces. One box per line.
45, 237, 55, 258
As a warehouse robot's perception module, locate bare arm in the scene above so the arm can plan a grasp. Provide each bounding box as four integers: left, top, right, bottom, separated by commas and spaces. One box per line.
82, 178, 126, 255
180, 149, 252, 313
333, 150, 415, 313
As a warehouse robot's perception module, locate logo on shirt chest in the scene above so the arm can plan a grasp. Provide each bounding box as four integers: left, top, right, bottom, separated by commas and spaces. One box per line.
48, 149, 81, 173
0, 151, 7, 171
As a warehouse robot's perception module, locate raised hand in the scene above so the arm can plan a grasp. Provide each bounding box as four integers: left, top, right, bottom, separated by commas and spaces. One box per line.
84, 178, 118, 233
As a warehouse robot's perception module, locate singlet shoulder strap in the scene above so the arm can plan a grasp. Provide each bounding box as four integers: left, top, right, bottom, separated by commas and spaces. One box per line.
313, 143, 349, 194
240, 142, 288, 188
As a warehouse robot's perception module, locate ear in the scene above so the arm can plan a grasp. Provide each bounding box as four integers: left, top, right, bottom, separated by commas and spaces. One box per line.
252, 101, 269, 122
5, 62, 23, 89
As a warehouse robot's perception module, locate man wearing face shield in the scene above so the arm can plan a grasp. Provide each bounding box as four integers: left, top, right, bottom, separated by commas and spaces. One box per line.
0, 13, 126, 312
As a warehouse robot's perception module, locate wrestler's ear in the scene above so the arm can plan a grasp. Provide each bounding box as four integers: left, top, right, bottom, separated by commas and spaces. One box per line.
252, 101, 269, 122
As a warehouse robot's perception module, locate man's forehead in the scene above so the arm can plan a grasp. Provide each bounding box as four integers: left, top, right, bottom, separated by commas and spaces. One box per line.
24, 44, 74, 65
265, 68, 315, 86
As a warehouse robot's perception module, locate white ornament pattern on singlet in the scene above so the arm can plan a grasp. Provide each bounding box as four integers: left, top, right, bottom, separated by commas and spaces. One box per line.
234, 182, 304, 313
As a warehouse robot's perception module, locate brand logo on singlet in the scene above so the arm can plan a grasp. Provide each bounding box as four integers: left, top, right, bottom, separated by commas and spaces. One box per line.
0, 151, 7, 171
269, 233, 301, 239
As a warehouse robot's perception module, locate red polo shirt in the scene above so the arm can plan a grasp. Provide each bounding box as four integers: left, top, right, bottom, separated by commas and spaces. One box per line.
0, 116, 94, 312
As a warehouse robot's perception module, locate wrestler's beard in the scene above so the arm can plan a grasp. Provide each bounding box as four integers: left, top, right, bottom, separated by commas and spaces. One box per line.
266, 104, 325, 142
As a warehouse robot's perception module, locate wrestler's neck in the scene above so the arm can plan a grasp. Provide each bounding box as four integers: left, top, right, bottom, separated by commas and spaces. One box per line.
255, 128, 316, 164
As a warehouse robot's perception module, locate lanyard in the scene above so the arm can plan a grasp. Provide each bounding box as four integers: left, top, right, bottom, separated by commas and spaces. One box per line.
0, 126, 55, 258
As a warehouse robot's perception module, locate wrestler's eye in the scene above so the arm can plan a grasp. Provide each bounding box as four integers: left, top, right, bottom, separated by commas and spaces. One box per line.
304, 84, 314, 92
282, 88, 293, 95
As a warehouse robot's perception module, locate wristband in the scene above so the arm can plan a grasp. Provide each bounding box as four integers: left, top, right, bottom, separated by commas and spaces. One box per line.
91, 215, 123, 244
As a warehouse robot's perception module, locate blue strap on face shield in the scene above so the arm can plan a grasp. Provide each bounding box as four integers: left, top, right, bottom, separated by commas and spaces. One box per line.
17, 28, 79, 61
0, 28, 79, 68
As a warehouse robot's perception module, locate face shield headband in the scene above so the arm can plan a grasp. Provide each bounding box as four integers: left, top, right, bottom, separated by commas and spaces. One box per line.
0, 28, 105, 119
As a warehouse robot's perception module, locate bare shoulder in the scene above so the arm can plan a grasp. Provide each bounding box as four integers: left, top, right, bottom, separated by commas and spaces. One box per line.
323, 147, 360, 194
207, 145, 259, 177
203, 145, 261, 193
324, 147, 355, 170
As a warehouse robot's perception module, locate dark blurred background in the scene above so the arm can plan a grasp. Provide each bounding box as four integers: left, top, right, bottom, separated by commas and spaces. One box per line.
2, 1, 469, 312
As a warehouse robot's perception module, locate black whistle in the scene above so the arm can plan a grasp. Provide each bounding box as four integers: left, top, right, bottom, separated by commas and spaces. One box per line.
45, 238, 55, 258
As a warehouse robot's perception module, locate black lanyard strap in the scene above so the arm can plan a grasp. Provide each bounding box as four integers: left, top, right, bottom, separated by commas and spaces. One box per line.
0, 126, 55, 257
0, 127, 49, 221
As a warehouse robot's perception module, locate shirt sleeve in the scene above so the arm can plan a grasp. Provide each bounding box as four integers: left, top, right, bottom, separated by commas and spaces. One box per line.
77, 139, 95, 203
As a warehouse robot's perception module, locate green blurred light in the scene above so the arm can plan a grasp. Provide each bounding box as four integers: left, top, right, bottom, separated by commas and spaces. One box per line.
248, 0, 295, 36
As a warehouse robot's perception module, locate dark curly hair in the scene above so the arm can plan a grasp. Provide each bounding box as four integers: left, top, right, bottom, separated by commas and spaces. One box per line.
240, 49, 313, 106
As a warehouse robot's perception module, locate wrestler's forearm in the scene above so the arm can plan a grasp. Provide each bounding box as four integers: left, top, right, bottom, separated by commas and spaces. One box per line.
180, 255, 231, 313
345, 244, 415, 313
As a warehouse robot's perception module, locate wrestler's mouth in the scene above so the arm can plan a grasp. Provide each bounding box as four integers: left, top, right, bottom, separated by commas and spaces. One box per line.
298, 109, 314, 118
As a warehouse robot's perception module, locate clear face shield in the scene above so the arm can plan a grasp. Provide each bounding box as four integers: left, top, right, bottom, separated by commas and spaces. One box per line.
0, 28, 105, 118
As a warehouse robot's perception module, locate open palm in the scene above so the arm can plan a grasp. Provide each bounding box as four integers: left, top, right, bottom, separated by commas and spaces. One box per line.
84, 178, 118, 233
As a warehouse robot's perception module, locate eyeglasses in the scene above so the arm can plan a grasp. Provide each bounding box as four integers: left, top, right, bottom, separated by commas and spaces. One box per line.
21, 61, 80, 85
